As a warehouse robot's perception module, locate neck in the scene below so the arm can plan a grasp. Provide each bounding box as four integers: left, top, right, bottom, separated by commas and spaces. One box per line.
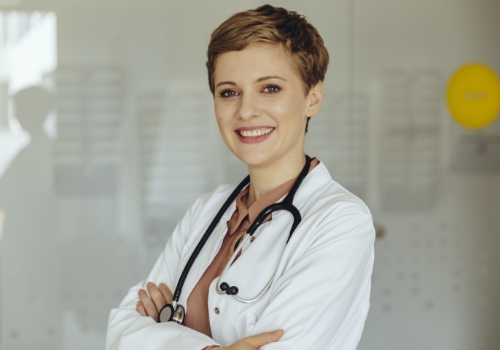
246, 152, 306, 207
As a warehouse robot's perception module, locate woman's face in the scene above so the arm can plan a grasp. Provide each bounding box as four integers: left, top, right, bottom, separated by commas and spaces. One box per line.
213, 43, 322, 168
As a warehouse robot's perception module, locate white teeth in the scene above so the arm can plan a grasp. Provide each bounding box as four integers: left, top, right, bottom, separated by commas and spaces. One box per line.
239, 127, 274, 137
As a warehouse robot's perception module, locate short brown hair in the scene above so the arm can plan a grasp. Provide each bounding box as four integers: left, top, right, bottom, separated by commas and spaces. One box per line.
206, 4, 329, 96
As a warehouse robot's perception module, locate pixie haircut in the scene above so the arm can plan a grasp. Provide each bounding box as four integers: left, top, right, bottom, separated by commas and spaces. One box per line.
206, 4, 330, 96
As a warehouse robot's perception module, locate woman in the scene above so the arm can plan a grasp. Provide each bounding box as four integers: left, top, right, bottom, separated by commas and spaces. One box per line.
106, 5, 375, 350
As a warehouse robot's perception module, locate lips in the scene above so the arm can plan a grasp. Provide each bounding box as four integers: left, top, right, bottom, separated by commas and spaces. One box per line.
234, 126, 275, 144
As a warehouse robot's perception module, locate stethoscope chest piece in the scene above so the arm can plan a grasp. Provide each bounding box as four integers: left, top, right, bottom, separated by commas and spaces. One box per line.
158, 302, 185, 324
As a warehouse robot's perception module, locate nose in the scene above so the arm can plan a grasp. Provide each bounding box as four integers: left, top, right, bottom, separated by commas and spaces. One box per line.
236, 92, 260, 120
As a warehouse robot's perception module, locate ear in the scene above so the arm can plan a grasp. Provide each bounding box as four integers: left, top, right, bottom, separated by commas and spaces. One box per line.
305, 81, 324, 117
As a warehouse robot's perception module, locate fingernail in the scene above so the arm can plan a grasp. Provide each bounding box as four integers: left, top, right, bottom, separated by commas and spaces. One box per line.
147, 282, 154, 287
159, 283, 167, 290
138, 289, 145, 295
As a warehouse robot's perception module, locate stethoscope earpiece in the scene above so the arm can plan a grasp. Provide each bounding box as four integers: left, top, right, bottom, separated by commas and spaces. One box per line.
219, 282, 229, 292
219, 282, 239, 295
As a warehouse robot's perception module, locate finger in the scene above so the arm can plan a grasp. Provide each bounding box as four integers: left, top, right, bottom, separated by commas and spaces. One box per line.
136, 301, 147, 316
138, 289, 158, 322
159, 283, 173, 304
146, 282, 167, 312
243, 329, 284, 348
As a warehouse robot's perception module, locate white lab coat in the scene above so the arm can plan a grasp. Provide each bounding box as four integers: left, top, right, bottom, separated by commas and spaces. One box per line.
106, 162, 375, 350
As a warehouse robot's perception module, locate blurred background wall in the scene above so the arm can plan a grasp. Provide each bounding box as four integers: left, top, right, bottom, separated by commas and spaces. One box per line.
0, 0, 499, 349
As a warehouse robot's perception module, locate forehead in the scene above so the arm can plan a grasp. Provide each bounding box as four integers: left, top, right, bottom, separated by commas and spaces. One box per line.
213, 43, 301, 83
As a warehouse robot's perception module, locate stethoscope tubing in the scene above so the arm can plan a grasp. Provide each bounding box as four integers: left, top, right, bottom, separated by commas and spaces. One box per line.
172, 175, 250, 303
171, 155, 311, 305
247, 202, 302, 243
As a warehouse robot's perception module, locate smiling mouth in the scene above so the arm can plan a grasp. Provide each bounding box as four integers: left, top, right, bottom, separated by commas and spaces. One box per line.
237, 127, 275, 137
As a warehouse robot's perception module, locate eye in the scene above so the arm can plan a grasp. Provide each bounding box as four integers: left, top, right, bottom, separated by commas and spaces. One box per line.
263, 85, 281, 94
220, 89, 239, 98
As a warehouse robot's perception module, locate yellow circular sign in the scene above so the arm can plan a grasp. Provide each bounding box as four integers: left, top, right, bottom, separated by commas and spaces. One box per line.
446, 63, 500, 129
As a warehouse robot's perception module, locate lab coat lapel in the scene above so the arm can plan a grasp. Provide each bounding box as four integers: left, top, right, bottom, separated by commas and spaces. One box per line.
220, 212, 293, 301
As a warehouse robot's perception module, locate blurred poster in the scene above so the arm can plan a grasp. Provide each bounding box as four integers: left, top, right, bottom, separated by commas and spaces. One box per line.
380, 71, 442, 211
54, 67, 124, 195
137, 83, 214, 246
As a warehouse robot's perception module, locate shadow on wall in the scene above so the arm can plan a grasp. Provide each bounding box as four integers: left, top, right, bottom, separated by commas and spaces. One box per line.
0, 84, 60, 349
12, 85, 54, 136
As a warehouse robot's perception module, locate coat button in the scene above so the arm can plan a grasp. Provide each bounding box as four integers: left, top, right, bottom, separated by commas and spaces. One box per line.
214, 307, 220, 314
250, 237, 255, 243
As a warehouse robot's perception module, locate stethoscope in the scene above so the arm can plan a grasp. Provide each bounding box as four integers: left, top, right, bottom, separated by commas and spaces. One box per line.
158, 155, 312, 324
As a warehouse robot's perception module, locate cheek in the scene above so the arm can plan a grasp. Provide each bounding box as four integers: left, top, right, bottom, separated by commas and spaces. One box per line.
267, 95, 305, 125
214, 105, 227, 125
263, 97, 290, 119
214, 107, 234, 142
214, 102, 232, 119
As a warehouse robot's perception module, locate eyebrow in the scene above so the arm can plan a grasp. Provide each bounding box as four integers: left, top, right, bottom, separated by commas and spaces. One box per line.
256, 75, 286, 83
215, 75, 286, 88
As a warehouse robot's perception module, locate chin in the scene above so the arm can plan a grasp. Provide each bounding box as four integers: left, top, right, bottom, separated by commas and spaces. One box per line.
232, 150, 274, 168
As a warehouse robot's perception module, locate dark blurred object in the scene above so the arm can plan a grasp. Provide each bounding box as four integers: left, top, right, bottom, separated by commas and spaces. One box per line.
374, 222, 386, 238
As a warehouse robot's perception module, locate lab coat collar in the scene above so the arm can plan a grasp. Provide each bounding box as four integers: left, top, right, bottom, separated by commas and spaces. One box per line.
271, 161, 332, 219
220, 161, 332, 222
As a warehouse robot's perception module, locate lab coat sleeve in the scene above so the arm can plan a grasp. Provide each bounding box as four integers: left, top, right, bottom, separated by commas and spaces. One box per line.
106, 195, 220, 350
254, 207, 375, 350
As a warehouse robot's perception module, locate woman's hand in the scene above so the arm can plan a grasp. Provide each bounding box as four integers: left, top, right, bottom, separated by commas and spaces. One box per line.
136, 282, 172, 322
137, 283, 284, 349
217, 329, 284, 349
